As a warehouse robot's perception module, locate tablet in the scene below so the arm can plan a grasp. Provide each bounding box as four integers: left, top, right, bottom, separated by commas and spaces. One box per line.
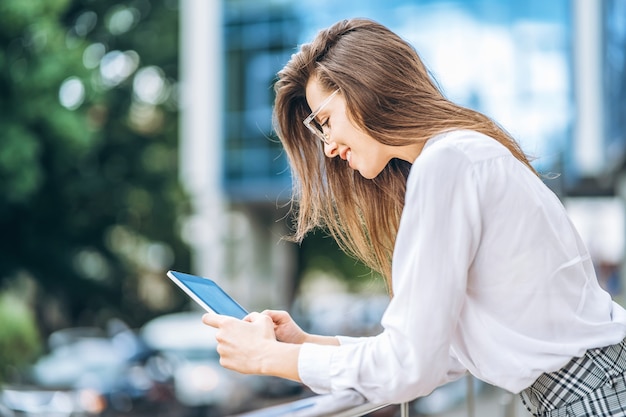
166, 270, 249, 319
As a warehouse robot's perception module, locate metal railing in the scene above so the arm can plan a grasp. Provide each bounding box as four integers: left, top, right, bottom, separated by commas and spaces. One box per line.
229, 390, 397, 417
230, 375, 523, 417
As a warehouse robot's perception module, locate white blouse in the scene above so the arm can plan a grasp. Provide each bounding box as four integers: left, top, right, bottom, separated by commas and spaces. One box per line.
297, 130, 626, 404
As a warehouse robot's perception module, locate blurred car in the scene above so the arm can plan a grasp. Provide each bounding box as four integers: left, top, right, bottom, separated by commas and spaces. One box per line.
17, 320, 177, 417
46, 327, 107, 351
0, 399, 15, 417
0, 385, 104, 417
140, 311, 262, 416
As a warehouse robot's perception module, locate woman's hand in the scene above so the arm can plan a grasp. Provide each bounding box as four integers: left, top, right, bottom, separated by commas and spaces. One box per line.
261, 310, 309, 344
202, 312, 275, 374
261, 310, 340, 346
202, 312, 301, 381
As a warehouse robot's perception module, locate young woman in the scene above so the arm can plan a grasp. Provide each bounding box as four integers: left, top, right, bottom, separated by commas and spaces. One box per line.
203, 18, 626, 416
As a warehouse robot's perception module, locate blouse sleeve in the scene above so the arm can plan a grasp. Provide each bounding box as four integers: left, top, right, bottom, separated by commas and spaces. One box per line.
298, 140, 480, 404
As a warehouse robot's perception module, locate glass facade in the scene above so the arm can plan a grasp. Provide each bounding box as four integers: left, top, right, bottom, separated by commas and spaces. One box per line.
604, 0, 626, 174
222, 0, 626, 202
223, 2, 299, 202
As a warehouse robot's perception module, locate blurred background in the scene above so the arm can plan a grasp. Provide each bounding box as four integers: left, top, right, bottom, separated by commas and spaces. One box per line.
1, 0, 625, 416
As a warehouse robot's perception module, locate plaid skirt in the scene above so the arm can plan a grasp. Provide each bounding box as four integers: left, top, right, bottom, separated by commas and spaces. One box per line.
520, 338, 626, 416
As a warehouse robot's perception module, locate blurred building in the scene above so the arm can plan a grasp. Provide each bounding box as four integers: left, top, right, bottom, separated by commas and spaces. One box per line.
179, 0, 626, 309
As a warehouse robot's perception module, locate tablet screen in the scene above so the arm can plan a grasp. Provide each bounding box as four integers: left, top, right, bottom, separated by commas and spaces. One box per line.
167, 271, 248, 319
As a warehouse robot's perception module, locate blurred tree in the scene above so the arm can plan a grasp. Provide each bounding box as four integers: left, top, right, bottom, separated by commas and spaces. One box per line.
298, 232, 387, 295
0, 294, 41, 384
0, 0, 191, 334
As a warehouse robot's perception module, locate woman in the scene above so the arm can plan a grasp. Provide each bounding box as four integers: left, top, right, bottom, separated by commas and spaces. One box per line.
203, 18, 626, 416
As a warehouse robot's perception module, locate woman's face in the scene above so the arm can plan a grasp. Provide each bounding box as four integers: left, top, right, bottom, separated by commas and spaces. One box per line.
304, 77, 400, 179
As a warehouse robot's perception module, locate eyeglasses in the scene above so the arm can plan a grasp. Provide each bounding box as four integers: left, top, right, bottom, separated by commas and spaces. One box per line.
303, 89, 340, 144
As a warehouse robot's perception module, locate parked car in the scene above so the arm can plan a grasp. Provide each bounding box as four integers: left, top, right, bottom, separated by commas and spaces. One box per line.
0, 384, 104, 417
140, 311, 263, 416
0, 398, 15, 417
16, 321, 177, 417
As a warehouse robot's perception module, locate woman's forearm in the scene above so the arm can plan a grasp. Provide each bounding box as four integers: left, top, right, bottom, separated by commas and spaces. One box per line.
260, 335, 339, 381
260, 341, 302, 381
305, 334, 341, 345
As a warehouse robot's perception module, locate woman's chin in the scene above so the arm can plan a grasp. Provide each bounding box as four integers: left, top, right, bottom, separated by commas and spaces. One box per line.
357, 168, 378, 180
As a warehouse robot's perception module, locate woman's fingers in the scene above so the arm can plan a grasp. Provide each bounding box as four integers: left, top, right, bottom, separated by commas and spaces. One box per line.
202, 312, 227, 328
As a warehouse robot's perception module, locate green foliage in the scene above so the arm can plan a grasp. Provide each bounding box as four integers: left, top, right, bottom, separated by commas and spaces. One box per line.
0, 0, 70, 34
0, 294, 42, 384
0, 124, 42, 203
0, 0, 88, 204
0, 0, 191, 333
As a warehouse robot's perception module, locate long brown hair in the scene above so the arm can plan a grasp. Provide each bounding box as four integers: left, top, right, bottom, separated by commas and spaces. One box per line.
273, 18, 536, 291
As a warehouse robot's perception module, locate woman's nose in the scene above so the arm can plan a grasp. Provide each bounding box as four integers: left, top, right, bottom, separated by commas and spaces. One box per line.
324, 140, 339, 158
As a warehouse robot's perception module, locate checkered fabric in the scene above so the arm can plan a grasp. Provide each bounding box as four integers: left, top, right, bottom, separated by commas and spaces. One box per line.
520, 338, 626, 416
